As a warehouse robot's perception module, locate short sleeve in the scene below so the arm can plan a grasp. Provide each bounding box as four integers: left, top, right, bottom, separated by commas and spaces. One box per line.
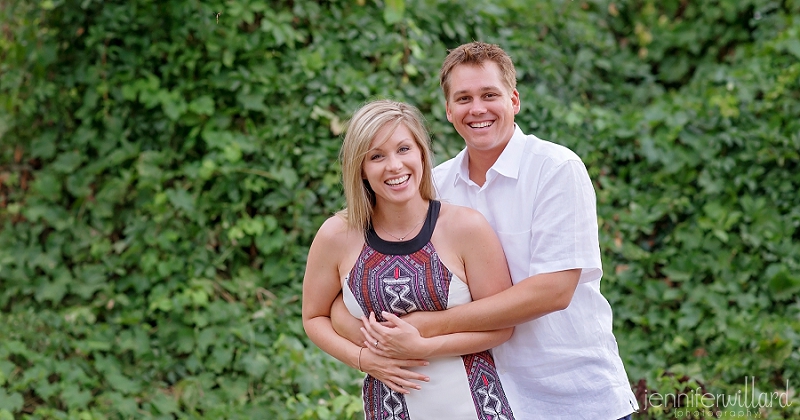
528, 159, 602, 283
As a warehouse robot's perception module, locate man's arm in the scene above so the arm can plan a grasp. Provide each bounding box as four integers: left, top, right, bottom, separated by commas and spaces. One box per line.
405, 269, 580, 337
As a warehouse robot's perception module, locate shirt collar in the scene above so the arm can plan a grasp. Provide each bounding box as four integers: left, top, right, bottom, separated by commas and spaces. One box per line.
453, 124, 526, 186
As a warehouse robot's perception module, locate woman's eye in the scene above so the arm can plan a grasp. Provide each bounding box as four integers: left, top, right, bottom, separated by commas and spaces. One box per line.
399, 146, 410, 153
370, 154, 382, 160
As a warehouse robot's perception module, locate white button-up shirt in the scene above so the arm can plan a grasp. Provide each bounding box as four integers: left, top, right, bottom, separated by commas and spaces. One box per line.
434, 125, 638, 419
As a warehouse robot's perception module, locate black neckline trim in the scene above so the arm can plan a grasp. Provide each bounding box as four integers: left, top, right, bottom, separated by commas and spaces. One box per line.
366, 200, 440, 255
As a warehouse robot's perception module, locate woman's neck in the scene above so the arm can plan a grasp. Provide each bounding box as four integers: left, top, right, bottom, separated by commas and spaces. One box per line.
371, 197, 429, 234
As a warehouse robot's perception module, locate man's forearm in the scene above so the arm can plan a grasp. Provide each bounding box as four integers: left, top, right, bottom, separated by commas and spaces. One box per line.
413, 269, 581, 336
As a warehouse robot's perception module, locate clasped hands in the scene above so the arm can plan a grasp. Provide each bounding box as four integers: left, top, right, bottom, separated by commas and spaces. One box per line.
360, 311, 431, 360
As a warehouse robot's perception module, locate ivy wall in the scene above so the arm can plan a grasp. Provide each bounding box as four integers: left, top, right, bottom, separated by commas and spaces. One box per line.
1, 0, 799, 418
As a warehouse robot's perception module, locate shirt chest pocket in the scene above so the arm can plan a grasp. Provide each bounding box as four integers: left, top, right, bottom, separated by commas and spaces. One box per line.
494, 229, 531, 284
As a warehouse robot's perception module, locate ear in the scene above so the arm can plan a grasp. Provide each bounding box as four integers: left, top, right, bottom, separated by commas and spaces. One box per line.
511, 89, 521, 115
445, 100, 454, 123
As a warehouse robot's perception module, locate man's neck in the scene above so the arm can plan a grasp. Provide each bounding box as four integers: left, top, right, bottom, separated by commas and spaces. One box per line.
465, 125, 516, 186
467, 148, 502, 187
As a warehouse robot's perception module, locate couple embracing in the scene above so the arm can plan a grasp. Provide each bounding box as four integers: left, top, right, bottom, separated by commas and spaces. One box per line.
302, 41, 639, 420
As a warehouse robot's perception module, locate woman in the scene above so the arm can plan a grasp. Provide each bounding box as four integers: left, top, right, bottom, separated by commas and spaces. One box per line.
302, 99, 516, 420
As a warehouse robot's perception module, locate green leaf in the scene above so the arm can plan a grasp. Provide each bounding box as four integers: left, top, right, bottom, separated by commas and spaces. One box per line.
383, 0, 405, 24
30, 172, 62, 201
34, 270, 70, 304
766, 264, 800, 300
60, 384, 92, 410
166, 188, 195, 213
189, 95, 215, 115
240, 351, 269, 379
236, 92, 266, 112
0, 389, 23, 412
106, 371, 141, 394
161, 90, 188, 121
149, 392, 179, 415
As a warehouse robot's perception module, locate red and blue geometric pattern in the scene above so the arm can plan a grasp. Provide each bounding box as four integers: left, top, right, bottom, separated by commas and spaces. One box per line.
463, 351, 515, 420
348, 240, 514, 419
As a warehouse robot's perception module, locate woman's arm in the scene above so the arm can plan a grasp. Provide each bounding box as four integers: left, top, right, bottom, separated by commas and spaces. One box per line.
360, 206, 514, 359
331, 292, 365, 345
302, 217, 430, 394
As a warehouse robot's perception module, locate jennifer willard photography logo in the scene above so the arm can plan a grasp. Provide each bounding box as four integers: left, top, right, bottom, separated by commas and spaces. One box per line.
641, 377, 793, 418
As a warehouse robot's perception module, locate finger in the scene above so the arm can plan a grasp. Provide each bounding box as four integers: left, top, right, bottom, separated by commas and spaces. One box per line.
391, 366, 430, 383
381, 311, 409, 327
363, 330, 398, 357
383, 379, 412, 394
397, 358, 430, 370
368, 312, 386, 332
365, 336, 402, 359
364, 314, 386, 339
368, 313, 396, 336
371, 375, 410, 394
389, 376, 423, 391
360, 327, 378, 347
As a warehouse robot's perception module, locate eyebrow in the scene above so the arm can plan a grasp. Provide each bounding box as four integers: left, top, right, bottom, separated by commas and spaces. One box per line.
451, 86, 502, 97
367, 138, 414, 152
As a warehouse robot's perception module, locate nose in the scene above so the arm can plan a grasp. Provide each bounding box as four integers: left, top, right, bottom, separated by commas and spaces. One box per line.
469, 99, 486, 115
386, 153, 403, 171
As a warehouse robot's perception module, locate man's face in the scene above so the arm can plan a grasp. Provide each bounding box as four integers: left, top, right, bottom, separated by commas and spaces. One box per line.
445, 62, 520, 157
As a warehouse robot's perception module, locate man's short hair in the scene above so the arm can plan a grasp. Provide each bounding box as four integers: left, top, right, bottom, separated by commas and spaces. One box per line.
439, 41, 517, 100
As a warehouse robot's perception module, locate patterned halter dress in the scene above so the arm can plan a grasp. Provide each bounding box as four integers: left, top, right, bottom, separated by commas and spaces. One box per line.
342, 200, 515, 420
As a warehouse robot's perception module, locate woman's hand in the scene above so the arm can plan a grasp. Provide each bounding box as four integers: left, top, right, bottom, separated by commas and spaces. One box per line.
359, 349, 430, 395
361, 312, 434, 359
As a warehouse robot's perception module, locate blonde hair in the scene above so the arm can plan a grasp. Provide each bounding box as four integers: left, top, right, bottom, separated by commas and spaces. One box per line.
338, 99, 436, 233
439, 41, 517, 100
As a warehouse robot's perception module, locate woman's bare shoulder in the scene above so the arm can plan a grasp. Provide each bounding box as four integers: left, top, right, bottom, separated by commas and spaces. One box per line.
316, 213, 348, 235
313, 214, 364, 248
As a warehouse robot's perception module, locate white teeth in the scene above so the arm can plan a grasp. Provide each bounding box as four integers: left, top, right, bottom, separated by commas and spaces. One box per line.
386, 175, 409, 185
470, 121, 492, 128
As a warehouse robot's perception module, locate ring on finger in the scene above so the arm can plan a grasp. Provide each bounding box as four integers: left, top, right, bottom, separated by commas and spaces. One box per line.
375, 340, 380, 348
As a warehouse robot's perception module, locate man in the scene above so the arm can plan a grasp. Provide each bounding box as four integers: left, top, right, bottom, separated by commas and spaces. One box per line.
334, 41, 638, 419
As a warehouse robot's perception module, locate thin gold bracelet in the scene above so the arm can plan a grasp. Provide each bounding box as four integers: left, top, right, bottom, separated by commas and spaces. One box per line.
357, 347, 364, 372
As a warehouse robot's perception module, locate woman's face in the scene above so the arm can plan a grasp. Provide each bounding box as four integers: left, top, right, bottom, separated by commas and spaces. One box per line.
361, 123, 424, 207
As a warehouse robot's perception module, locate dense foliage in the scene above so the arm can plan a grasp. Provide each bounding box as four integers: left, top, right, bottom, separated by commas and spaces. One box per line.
1, 0, 798, 418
